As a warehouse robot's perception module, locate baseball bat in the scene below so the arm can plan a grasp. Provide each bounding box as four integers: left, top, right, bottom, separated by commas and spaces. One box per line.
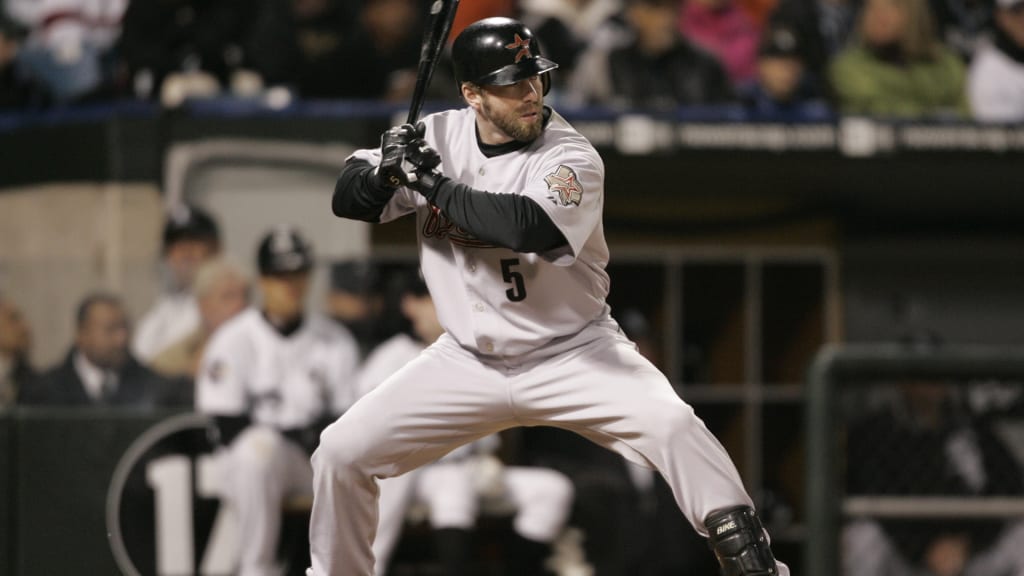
407, 0, 461, 125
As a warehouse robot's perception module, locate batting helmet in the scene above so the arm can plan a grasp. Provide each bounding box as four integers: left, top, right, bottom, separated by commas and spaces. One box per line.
257, 227, 314, 276
452, 17, 559, 95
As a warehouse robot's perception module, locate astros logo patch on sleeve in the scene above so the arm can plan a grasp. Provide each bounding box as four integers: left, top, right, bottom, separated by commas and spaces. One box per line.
544, 165, 583, 207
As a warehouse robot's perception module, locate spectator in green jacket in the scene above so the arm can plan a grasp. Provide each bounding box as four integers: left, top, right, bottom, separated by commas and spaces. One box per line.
830, 0, 968, 117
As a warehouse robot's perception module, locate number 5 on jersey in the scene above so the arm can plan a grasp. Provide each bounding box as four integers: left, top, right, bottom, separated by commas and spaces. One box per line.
501, 258, 527, 302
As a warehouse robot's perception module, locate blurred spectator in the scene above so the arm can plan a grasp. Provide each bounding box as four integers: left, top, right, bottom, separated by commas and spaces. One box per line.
133, 203, 221, 363
246, 0, 421, 101
5, 0, 127, 104
519, 0, 623, 93
968, 0, 1024, 122
150, 257, 250, 383
739, 0, 785, 25
844, 380, 1024, 576
744, 21, 829, 114
19, 292, 172, 407
362, 272, 574, 576
118, 0, 256, 104
679, 0, 763, 88
830, 0, 968, 117
767, 0, 861, 101
326, 259, 386, 359
195, 227, 359, 576
0, 13, 30, 108
566, 0, 734, 108
0, 293, 34, 409
931, 0, 995, 60
449, 0, 515, 41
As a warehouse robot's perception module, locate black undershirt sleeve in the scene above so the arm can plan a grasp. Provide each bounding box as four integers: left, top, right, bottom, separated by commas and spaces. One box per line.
212, 415, 251, 446
332, 159, 397, 222
419, 175, 569, 254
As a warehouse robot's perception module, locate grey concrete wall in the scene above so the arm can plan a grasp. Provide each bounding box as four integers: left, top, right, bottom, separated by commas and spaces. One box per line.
0, 183, 163, 367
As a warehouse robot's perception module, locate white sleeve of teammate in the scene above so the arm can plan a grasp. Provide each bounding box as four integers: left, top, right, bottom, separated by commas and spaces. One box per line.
346, 148, 420, 223
521, 149, 605, 266
967, 54, 1022, 123
328, 328, 362, 414
195, 328, 249, 416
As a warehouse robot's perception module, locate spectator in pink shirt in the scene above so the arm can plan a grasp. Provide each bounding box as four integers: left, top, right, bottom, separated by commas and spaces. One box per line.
679, 0, 762, 87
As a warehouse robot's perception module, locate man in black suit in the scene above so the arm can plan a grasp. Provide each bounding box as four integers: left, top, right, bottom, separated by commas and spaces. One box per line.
19, 293, 173, 408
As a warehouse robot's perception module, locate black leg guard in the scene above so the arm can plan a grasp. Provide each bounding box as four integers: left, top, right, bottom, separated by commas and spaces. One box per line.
705, 506, 778, 576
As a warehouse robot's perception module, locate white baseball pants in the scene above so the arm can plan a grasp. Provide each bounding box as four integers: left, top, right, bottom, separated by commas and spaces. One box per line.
371, 460, 574, 574
308, 319, 785, 576
223, 426, 313, 576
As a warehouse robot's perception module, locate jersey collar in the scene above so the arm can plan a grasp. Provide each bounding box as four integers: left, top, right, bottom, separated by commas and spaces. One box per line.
261, 311, 305, 338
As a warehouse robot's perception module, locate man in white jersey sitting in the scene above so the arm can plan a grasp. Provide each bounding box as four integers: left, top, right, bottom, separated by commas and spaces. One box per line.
134, 203, 221, 362
309, 17, 788, 576
359, 271, 573, 575
197, 227, 360, 576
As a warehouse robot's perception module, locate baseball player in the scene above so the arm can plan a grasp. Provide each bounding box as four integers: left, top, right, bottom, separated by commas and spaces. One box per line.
309, 17, 788, 576
134, 203, 221, 362
196, 227, 360, 576
358, 272, 573, 575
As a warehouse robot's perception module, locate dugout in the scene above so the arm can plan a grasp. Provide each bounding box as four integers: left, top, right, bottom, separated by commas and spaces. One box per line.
3, 101, 1024, 575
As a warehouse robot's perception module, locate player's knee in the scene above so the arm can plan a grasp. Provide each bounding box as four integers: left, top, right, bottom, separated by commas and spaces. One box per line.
312, 419, 369, 475
656, 401, 700, 442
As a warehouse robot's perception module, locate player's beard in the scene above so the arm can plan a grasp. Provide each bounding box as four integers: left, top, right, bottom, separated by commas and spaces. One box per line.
482, 97, 544, 143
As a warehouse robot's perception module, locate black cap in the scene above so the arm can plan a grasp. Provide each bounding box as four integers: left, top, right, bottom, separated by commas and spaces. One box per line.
257, 227, 314, 276
163, 204, 220, 250
330, 260, 379, 295
452, 17, 559, 95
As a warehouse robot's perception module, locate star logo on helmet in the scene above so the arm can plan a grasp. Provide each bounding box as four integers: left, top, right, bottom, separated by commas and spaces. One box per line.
506, 34, 532, 63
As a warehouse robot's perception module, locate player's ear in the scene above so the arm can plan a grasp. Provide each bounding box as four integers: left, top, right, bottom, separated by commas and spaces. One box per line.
461, 82, 482, 110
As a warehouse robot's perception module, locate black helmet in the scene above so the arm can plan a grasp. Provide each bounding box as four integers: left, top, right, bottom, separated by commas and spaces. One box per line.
452, 17, 559, 95
163, 203, 220, 251
257, 227, 314, 276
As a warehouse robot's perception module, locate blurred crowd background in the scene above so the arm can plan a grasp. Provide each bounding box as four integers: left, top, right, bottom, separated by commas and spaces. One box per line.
0, 0, 1023, 120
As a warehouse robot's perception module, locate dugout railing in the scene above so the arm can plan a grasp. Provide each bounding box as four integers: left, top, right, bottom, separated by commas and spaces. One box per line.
805, 344, 1024, 576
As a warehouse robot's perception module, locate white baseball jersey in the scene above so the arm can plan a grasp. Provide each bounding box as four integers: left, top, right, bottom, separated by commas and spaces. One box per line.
349, 107, 611, 357
196, 308, 360, 429
132, 291, 200, 361
969, 39, 1024, 123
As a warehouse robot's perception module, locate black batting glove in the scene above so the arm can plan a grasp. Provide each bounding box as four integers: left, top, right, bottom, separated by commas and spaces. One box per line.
406, 138, 442, 171
373, 122, 426, 189
404, 139, 447, 199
